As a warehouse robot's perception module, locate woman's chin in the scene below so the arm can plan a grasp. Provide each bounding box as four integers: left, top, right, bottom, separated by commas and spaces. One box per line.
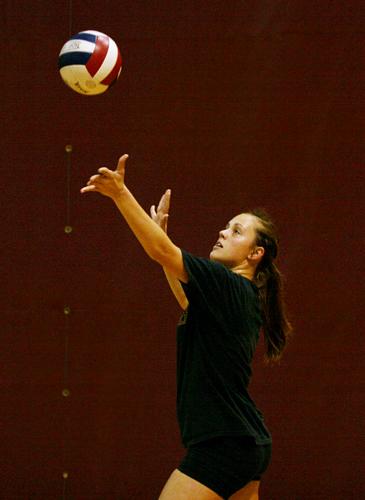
210, 248, 222, 262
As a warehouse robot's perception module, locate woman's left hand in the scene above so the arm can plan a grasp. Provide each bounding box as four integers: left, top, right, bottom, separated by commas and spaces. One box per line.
150, 189, 171, 233
80, 154, 129, 199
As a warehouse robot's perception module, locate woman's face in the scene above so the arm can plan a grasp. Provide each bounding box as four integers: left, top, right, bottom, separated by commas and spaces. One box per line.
210, 213, 259, 269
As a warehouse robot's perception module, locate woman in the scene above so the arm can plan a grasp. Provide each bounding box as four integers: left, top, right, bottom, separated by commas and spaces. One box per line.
81, 155, 292, 500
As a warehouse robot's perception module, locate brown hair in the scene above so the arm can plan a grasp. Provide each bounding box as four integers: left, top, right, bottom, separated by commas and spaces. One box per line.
249, 208, 292, 362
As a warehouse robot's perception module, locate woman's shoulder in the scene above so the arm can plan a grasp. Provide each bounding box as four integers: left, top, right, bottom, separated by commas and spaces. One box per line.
182, 250, 258, 291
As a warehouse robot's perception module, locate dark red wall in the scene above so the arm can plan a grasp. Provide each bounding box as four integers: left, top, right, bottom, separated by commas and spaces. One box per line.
2, 1, 365, 498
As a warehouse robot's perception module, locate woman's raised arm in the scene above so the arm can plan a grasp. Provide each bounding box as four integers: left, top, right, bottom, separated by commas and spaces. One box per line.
81, 155, 188, 284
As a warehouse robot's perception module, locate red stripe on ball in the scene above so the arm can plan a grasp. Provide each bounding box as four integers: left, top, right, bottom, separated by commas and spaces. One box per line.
101, 49, 122, 85
86, 35, 109, 77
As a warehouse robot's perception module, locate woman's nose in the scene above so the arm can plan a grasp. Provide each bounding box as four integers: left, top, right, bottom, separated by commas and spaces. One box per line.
219, 229, 227, 239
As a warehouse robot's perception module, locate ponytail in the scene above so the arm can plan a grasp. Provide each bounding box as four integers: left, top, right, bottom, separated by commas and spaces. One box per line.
250, 209, 292, 362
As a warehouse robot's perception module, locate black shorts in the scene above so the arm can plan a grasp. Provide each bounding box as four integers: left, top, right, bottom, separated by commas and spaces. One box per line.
178, 435, 272, 499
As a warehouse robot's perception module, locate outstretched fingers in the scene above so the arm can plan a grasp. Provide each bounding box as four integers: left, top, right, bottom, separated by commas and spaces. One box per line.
80, 173, 103, 193
80, 154, 129, 196
150, 194, 170, 231
157, 189, 171, 214
80, 184, 98, 193
150, 204, 157, 218
97, 167, 113, 177
116, 154, 129, 175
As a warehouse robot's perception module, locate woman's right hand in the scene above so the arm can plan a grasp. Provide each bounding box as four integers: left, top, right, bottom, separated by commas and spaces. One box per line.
150, 189, 171, 233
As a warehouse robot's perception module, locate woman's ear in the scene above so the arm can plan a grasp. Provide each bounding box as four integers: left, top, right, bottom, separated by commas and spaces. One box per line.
249, 246, 265, 262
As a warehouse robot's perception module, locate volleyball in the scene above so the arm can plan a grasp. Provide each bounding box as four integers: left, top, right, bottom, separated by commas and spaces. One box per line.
58, 30, 122, 95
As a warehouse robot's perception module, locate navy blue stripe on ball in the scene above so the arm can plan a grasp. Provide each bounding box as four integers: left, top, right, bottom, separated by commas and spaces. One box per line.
70, 32, 97, 43
58, 51, 92, 69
